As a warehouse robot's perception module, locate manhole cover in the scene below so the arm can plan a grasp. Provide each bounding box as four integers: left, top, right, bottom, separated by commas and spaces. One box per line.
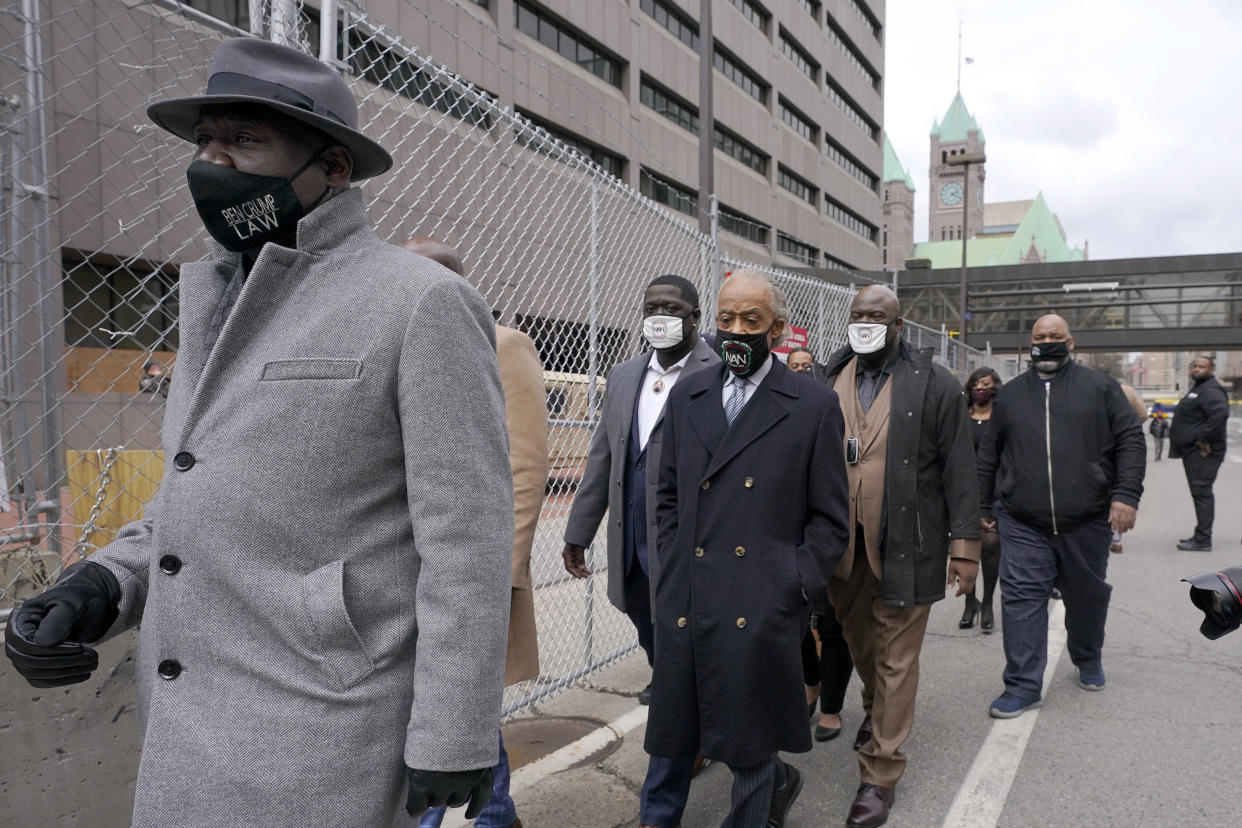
501, 715, 620, 772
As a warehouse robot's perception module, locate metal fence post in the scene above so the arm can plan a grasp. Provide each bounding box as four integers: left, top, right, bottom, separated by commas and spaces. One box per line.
319, 0, 339, 63
708, 193, 721, 318
583, 179, 601, 667
1, 93, 33, 511
269, 0, 298, 46
22, 0, 63, 552
940, 323, 948, 363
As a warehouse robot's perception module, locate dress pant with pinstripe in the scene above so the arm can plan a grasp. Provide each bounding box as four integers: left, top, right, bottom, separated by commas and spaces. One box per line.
722, 754, 785, 828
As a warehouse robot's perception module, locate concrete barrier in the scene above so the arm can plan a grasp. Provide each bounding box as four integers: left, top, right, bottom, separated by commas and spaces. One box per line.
0, 627, 140, 826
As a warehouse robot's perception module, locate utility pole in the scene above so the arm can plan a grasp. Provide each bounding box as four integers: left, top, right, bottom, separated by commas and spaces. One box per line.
946, 150, 985, 342
697, 0, 713, 236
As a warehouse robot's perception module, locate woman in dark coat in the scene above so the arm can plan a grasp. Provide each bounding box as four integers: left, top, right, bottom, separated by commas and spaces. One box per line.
960, 367, 1003, 632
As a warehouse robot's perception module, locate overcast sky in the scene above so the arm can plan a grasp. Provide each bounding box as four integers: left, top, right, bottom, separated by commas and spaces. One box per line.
882, 0, 1242, 260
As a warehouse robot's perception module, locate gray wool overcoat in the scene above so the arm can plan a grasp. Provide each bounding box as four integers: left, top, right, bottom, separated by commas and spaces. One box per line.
563, 337, 719, 614
90, 189, 514, 827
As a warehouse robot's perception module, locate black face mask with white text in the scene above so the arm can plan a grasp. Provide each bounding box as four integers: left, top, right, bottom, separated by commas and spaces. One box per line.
717, 327, 774, 378
186, 145, 331, 253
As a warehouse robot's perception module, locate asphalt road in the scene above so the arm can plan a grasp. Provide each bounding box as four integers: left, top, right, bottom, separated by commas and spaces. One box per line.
489, 437, 1242, 828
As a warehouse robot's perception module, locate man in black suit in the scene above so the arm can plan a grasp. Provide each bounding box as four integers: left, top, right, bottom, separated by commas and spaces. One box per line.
647, 269, 850, 828
562, 274, 718, 828
1170, 356, 1230, 551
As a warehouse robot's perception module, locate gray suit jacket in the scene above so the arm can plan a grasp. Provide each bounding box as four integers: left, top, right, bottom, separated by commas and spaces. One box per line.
564, 336, 718, 613
91, 189, 513, 827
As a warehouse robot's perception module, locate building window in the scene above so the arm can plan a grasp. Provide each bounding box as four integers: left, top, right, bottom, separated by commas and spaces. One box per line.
850, 0, 882, 40
726, 0, 769, 33
824, 252, 855, 271
640, 167, 698, 218
778, 96, 818, 144
798, 0, 821, 20
720, 205, 770, 245
778, 165, 818, 207
63, 252, 179, 351
825, 136, 878, 191
713, 123, 769, 175
826, 78, 878, 141
714, 45, 768, 104
779, 29, 819, 82
516, 110, 626, 179
515, 1, 623, 88
346, 31, 494, 129
640, 0, 699, 49
825, 196, 878, 241
777, 232, 819, 267
516, 314, 629, 376
640, 76, 699, 134
826, 15, 879, 89
182, 0, 249, 28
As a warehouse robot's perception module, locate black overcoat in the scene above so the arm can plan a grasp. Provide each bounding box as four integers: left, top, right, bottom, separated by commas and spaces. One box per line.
823, 342, 981, 606
644, 358, 850, 766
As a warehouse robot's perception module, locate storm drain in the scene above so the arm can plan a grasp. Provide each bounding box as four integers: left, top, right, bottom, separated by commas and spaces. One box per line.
501, 715, 620, 772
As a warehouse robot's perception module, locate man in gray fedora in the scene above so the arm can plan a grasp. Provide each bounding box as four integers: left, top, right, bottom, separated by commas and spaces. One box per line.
3, 37, 513, 827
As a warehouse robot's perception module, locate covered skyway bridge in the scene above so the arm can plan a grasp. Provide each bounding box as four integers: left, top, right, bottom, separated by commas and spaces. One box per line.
839, 252, 1242, 352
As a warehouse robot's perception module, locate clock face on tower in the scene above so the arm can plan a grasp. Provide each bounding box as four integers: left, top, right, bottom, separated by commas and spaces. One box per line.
940, 182, 963, 206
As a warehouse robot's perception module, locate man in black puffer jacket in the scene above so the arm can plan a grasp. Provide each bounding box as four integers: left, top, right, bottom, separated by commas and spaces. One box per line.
978, 314, 1145, 718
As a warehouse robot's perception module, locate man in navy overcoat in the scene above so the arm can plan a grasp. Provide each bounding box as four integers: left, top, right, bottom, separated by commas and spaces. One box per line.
646, 269, 850, 828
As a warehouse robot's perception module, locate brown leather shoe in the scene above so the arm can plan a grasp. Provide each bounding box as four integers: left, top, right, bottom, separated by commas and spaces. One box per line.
846, 783, 895, 827
510, 820, 523, 828
852, 715, 873, 751
691, 754, 710, 777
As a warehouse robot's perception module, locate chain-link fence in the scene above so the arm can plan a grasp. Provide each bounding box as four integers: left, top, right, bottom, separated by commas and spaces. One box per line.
0, 0, 1004, 717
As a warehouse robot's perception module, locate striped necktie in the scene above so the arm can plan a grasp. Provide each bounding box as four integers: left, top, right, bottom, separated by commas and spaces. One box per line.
724, 375, 747, 424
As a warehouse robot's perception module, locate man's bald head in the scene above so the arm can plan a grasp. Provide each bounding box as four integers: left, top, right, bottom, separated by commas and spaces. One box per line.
1032, 314, 1071, 342
402, 236, 466, 277
850, 285, 901, 318
847, 284, 903, 363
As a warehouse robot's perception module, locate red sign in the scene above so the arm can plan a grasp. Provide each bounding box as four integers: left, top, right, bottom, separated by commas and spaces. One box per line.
773, 324, 808, 355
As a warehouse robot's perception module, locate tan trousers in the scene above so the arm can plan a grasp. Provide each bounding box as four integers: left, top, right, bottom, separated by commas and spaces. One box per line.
829, 533, 931, 789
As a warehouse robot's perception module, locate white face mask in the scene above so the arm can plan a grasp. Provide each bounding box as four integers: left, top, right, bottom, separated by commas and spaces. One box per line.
642, 314, 686, 350
847, 322, 888, 354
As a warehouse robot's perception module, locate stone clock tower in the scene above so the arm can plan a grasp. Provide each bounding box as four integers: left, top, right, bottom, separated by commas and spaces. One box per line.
928, 92, 985, 243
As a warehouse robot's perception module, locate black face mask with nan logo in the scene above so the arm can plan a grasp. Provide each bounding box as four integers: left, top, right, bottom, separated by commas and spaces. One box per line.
185, 145, 330, 253
716, 327, 773, 378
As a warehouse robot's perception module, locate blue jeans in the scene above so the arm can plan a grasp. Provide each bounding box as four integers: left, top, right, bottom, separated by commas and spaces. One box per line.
419, 732, 516, 828
996, 505, 1112, 701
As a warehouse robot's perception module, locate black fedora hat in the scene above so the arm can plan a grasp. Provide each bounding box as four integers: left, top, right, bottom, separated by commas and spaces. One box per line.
148, 37, 392, 181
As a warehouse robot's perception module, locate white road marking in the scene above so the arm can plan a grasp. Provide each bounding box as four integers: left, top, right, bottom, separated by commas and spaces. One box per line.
441, 705, 650, 827
1228, 454, 1242, 464
941, 599, 1068, 828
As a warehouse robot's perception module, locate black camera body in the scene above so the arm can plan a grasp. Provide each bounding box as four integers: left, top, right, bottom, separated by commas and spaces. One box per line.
1184, 565, 1242, 640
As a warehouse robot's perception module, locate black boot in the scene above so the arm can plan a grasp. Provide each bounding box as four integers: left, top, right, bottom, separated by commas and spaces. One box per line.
959, 593, 979, 629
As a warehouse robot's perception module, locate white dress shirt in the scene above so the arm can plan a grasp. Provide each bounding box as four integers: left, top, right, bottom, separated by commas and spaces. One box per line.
637, 350, 692, 450
720, 353, 775, 413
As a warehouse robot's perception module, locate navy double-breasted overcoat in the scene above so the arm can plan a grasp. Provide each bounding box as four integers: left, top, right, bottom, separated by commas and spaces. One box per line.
644, 358, 850, 766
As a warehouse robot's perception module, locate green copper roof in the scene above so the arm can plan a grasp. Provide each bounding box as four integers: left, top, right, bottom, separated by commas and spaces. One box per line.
882, 133, 915, 191
1001, 192, 1071, 263
930, 92, 984, 143
911, 193, 1084, 268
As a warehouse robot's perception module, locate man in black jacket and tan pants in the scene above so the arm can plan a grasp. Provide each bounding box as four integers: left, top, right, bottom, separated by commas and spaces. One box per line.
1170, 356, 1229, 552
978, 314, 1145, 718
821, 285, 980, 828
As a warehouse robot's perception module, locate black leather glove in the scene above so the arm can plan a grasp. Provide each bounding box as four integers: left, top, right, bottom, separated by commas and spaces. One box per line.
404, 767, 494, 820
4, 561, 121, 687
